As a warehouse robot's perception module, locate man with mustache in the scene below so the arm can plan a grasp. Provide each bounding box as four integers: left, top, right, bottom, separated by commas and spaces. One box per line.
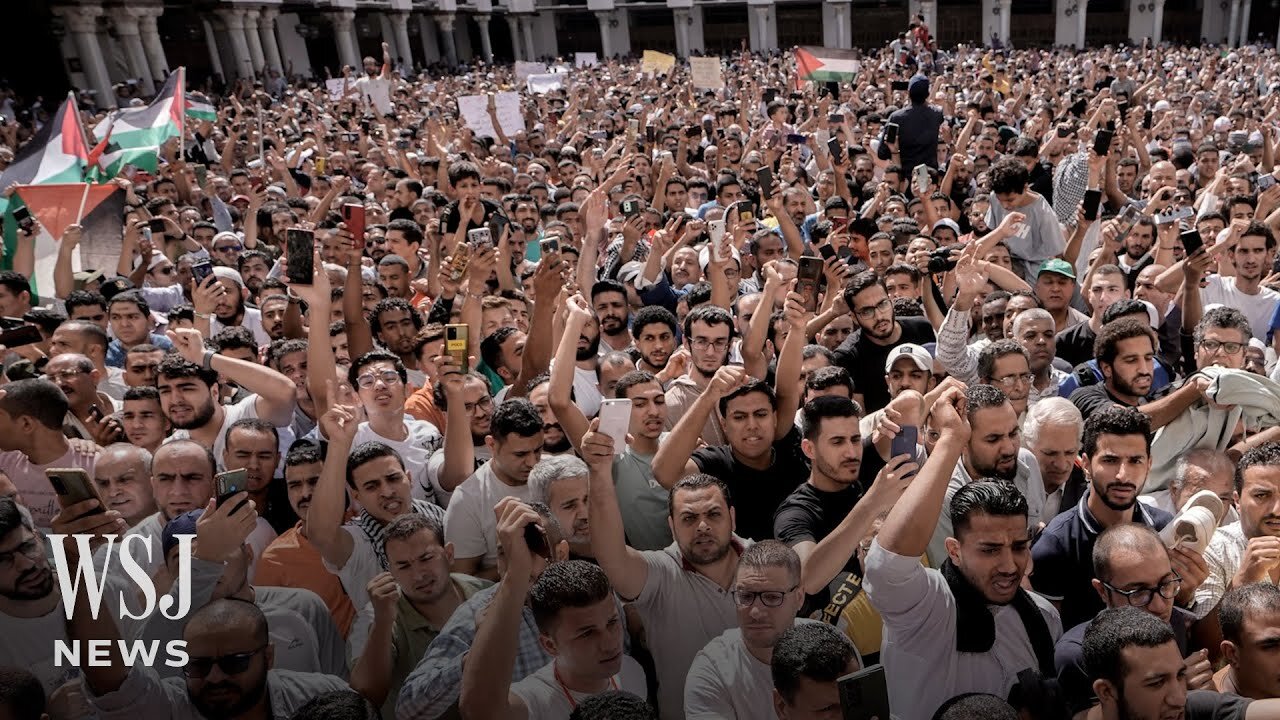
92, 442, 158, 530
1031, 406, 1175, 630
223, 418, 296, 534
832, 271, 935, 414
257, 441, 358, 638
1069, 319, 1158, 422
926, 384, 1046, 567
530, 455, 592, 559
527, 376, 573, 455
631, 306, 679, 377
593, 279, 633, 355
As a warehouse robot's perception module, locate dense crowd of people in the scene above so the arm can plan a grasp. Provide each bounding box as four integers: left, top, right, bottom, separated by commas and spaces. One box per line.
7, 25, 1280, 720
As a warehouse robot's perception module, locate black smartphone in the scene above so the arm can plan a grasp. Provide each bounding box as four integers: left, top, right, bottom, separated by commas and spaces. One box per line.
286, 228, 315, 285
1181, 228, 1204, 256
1093, 128, 1114, 157
825, 81, 840, 98
215, 469, 248, 509
1056, 126, 1071, 138
796, 256, 823, 313
1117, 101, 1129, 120
620, 199, 641, 217
12, 206, 33, 233
818, 244, 836, 261
1069, 98, 1088, 117
524, 521, 551, 559
829, 113, 844, 124
685, 125, 701, 139
148, 218, 166, 236
763, 88, 779, 104
757, 166, 774, 200
0, 324, 43, 348
645, 125, 656, 143
1082, 189, 1102, 221
828, 137, 845, 164
884, 123, 899, 145
891, 425, 919, 462
46, 468, 105, 517
838, 664, 890, 720
1143, 109, 1154, 129
891, 80, 909, 91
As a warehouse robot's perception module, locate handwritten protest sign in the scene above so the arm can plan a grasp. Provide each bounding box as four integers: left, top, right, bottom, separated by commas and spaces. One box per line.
689, 57, 724, 89
641, 50, 675, 76
457, 92, 525, 138
575, 52, 598, 68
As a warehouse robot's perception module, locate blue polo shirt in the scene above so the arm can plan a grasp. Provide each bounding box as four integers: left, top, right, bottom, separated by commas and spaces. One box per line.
1030, 489, 1173, 630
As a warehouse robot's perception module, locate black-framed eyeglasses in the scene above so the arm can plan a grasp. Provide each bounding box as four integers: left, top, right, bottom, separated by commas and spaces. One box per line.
1200, 339, 1244, 355
356, 369, 402, 388
1101, 575, 1182, 608
0, 535, 43, 570
854, 297, 892, 320
184, 645, 268, 678
733, 585, 798, 608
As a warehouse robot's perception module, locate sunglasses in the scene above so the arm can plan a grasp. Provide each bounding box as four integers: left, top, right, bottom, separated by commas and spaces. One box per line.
184, 645, 267, 678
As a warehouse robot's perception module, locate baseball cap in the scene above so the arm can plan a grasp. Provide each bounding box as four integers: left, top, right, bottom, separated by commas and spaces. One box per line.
1213, 116, 1232, 133
161, 509, 203, 556
1153, 99, 1171, 112
885, 343, 933, 373
1037, 258, 1076, 280
932, 218, 961, 236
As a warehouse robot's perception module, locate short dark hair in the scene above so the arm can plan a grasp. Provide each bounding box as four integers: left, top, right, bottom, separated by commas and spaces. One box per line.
1081, 405, 1152, 457
1220, 582, 1280, 645
370, 297, 423, 337
285, 440, 323, 468
348, 349, 408, 387
932, 693, 1018, 720
59, 320, 110, 353
614, 370, 658, 400
156, 353, 219, 387
226, 417, 279, 448
591, 279, 627, 303
806, 366, 856, 398
210, 326, 258, 355
1082, 607, 1176, 687
108, 290, 151, 317
989, 156, 1030, 195
123, 385, 161, 403
976, 339, 1028, 383
346, 441, 406, 488
386, 218, 424, 246
800, 395, 860, 441
718, 378, 776, 417
632, 305, 677, 338
770, 623, 857, 704
965, 383, 1009, 420
64, 290, 107, 315
490, 397, 543, 442
682, 304, 735, 342
0, 271, 31, 303
1101, 299, 1150, 325
843, 270, 887, 311
383, 510, 445, 547
667, 473, 732, 517
737, 539, 801, 586
480, 325, 521, 372
529, 559, 613, 633
0, 378, 68, 429
288, 691, 378, 720
569, 691, 656, 720
1094, 318, 1156, 366
950, 480, 1029, 538
0, 667, 47, 720
1194, 306, 1252, 347
0, 496, 31, 539
1235, 441, 1280, 493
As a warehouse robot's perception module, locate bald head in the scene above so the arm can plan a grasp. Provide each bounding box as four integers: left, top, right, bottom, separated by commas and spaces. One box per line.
186, 597, 269, 645
1093, 523, 1165, 582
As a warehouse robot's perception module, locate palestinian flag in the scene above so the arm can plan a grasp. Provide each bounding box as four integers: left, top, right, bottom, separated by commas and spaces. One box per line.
794, 47, 862, 84
184, 92, 216, 123
91, 67, 185, 177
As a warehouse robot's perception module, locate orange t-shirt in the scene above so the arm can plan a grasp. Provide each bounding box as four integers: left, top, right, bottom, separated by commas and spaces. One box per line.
405, 381, 447, 431
256, 523, 358, 638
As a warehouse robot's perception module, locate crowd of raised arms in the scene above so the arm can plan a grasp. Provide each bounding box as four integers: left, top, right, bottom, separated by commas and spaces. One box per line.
10, 19, 1280, 720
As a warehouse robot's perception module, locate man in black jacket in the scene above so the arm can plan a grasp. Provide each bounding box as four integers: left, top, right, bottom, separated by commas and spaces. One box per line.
878, 74, 944, 172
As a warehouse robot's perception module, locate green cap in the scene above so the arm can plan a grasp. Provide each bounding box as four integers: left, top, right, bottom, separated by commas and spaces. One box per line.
1037, 258, 1076, 280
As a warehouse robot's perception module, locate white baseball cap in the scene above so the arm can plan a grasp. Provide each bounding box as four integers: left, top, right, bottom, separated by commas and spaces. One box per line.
885, 343, 932, 373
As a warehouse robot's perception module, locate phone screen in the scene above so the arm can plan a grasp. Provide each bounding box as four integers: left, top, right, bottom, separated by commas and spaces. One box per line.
757, 167, 774, 199
796, 257, 823, 313
597, 399, 632, 455
286, 229, 315, 285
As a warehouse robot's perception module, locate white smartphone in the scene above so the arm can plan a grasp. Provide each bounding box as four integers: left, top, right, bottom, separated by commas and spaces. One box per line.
708, 219, 726, 261
597, 398, 632, 455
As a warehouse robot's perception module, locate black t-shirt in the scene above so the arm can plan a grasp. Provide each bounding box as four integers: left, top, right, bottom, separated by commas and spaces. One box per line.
1186, 691, 1251, 719
442, 197, 503, 234
692, 426, 810, 542
833, 316, 937, 413
1055, 323, 1097, 369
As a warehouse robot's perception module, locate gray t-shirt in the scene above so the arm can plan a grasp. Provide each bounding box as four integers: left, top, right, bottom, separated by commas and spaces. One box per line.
613, 435, 672, 551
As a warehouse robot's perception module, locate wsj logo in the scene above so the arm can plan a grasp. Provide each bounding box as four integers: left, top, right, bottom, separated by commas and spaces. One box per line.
47, 534, 194, 668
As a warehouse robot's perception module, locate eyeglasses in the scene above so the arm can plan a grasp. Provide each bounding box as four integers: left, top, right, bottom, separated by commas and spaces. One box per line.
153, 266, 176, 275
690, 337, 730, 351
47, 368, 90, 381
992, 372, 1035, 388
0, 537, 43, 570
184, 645, 268, 678
1200, 339, 1244, 355
854, 297, 893, 320
356, 369, 403, 388
463, 397, 493, 414
1101, 575, 1182, 608
733, 585, 798, 608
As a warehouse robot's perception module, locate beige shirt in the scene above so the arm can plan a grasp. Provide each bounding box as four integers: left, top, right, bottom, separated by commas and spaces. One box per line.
664, 375, 725, 446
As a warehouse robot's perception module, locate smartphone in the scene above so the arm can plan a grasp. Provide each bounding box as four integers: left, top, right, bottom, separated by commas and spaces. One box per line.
645, 125, 656, 143
597, 398, 632, 455
912, 165, 930, 196
1117, 101, 1129, 120
785, 133, 807, 145
884, 123, 899, 145
796, 256, 823, 313
1259, 173, 1278, 191
620, 199, 641, 217
1093, 128, 1114, 156
342, 202, 366, 249
891, 425, 919, 462
1082, 189, 1102, 221
1156, 205, 1194, 224
1056, 126, 1071, 138
313, 157, 327, 175
738, 206, 756, 225
11, 206, 33, 233
395, 139, 410, 150
828, 113, 844, 124
1143, 109, 1154, 129
215, 468, 248, 508
194, 165, 208, 187
0, 324, 43, 348
757, 167, 774, 200
468, 227, 494, 252
891, 80, 909, 91
685, 125, 702, 139
191, 260, 215, 286
46, 468, 105, 517
838, 664, 891, 720
818, 244, 837, 261
627, 118, 639, 138
445, 324, 469, 372
1180, 228, 1204, 256
827, 137, 845, 164
524, 521, 551, 559
448, 243, 471, 282
708, 219, 727, 261
540, 237, 560, 254
285, 228, 315, 285
1069, 98, 1088, 117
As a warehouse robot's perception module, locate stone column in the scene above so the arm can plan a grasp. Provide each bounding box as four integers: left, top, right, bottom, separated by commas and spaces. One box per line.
332, 10, 360, 69
597, 12, 614, 59
112, 12, 155, 94
1240, 0, 1253, 45
134, 5, 169, 84
1151, 0, 1165, 45
437, 14, 459, 66
202, 18, 225, 81
752, 5, 769, 50
505, 15, 523, 60
672, 9, 690, 57
476, 14, 494, 61
521, 16, 536, 61
56, 5, 116, 106
243, 8, 266, 74
996, 0, 1012, 47
830, 3, 846, 46
258, 7, 284, 74
391, 11, 414, 68
218, 8, 255, 79
1227, 0, 1242, 46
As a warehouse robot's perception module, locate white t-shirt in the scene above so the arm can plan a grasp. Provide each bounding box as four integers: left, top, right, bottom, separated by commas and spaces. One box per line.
356, 75, 393, 116
572, 365, 604, 418
211, 306, 271, 349
348, 417, 442, 502
0, 444, 97, 530
168, 394, 293, 473
103, 510, 277, 584
1200, 274, 1280, 342
684, 628, 777, 720
510, 656, 647, 718
442, 460, 533, 572
425, 444, 492, 508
